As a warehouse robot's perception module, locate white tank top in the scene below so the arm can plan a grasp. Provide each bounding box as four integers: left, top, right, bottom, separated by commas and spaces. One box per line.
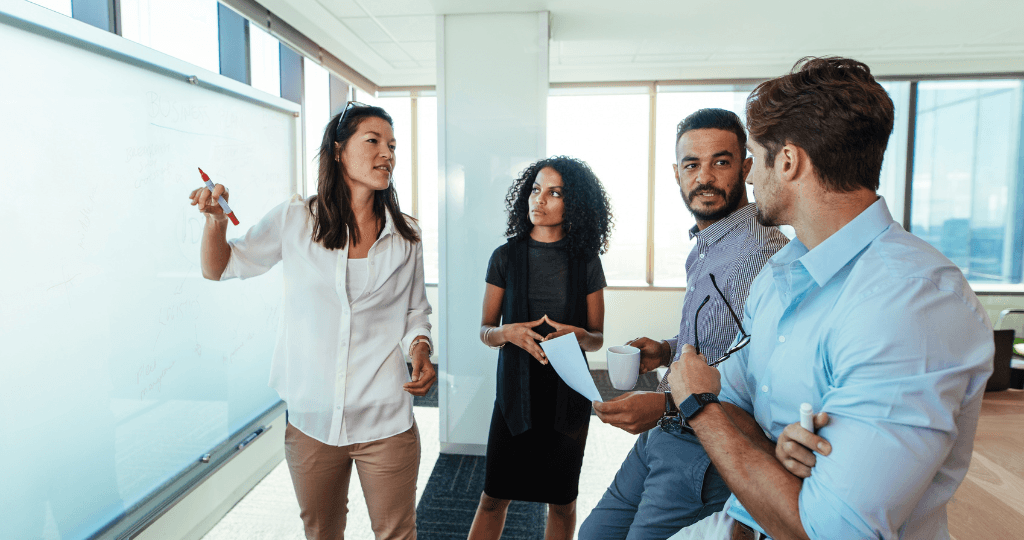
346, 258, 368, 302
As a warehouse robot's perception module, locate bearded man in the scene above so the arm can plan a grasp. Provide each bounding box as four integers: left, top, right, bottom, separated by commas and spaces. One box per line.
581, 108, 788, 540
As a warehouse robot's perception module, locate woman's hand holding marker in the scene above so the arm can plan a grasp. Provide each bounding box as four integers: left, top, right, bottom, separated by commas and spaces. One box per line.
190, 168, 239, 225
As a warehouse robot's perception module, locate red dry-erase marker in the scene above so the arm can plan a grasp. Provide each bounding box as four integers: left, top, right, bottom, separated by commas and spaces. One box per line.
197, 168, 239, 225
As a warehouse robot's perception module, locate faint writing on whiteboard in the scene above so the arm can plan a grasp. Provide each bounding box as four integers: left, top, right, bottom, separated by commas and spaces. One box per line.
134, 161, 175, 189
157, 297, 202, 326
139, 358, 177, 399
125, 144, 170, 163
147, 91, 209, 124
47, 266, 80, 307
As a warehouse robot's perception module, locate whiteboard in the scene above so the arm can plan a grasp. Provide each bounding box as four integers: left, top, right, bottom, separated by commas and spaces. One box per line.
0, 3, 299, 539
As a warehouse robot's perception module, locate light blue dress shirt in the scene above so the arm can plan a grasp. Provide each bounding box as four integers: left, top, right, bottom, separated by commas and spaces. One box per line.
718, 197, 993, 539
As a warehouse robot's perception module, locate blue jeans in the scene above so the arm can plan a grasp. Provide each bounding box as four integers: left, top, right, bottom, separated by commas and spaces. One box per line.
579, 427, 730, 540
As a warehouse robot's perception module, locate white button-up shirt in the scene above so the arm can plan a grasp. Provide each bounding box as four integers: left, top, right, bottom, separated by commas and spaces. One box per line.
221, 194, 432, 446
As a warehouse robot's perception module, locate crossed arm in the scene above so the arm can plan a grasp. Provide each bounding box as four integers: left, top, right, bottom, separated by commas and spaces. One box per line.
668, 346, 812, 540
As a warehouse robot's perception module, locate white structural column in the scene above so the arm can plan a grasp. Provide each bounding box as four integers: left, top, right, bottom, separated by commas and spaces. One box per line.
437, 12, 549, 455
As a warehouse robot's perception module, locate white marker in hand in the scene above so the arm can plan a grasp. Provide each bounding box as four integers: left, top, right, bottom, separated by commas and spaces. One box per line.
800, 402, 815, 433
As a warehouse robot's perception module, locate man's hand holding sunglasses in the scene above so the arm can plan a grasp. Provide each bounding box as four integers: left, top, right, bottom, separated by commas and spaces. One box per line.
666, 343, 721, 407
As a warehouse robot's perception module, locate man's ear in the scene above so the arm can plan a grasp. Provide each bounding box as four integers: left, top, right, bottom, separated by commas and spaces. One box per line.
672, 163, 681, 186
741, 156, 752, 181
777, 143, 804, 184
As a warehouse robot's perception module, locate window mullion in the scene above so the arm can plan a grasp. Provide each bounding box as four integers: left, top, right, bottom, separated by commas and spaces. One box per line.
903, 81, 917, 232
646, 83, 656, 286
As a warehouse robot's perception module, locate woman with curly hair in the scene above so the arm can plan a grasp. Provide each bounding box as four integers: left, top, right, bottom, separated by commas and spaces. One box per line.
469, 156, 613, 540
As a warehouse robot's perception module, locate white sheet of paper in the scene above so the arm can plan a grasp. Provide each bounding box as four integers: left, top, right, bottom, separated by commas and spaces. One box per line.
539, 333, 603, 403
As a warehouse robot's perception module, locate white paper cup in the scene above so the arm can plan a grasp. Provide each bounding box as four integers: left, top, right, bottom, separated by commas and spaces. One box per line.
607, 345, 641, 390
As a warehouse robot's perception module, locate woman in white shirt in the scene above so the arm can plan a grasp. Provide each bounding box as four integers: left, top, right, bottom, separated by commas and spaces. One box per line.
189, 103, 435, 540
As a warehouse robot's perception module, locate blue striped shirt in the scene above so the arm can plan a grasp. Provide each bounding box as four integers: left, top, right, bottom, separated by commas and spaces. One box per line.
658, 203, 788, 392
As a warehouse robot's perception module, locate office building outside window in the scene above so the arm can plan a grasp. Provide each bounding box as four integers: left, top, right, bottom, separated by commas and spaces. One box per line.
912, 80, 1024, 284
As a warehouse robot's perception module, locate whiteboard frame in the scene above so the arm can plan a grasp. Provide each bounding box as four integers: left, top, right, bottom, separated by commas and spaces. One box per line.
0, 2, 301, 539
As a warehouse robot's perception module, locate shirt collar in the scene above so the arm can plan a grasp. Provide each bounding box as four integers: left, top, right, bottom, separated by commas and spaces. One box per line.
380, 207, 397, 238
688, 202, 757, 242
797, 196, 895, 287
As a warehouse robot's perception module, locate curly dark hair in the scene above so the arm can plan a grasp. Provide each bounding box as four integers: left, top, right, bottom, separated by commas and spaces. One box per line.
504, 156, 613, 261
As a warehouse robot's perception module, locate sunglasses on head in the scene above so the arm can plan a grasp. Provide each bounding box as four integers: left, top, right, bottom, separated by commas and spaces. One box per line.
335, 100, 369, 140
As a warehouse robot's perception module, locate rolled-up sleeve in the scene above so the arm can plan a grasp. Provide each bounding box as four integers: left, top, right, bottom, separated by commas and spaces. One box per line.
220, 197, 292, 280
798, 279, 993, 539
400, 231, 432, 356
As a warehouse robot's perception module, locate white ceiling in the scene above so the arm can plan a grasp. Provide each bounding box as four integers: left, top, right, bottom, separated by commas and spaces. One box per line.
258, 0, 1024, 89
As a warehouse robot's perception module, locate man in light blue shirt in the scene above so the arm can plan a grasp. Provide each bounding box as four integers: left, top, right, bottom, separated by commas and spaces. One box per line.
667, 57, 993, 540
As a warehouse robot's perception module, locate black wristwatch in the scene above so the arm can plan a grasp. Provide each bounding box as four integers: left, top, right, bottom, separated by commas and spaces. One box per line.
664, 391, 678, 415
679, 392, 720, 422
657, 391, 682, 432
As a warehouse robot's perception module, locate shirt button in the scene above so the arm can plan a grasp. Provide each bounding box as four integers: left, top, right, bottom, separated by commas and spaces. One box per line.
341, 340, 347, 347
699, 253, 705, 259
778, 335, 786, 343
336, 406, 341, 410
761, 385, 769, 393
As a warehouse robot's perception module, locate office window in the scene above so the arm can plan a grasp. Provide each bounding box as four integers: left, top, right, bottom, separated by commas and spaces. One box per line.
303, 57, 330, 196
248, 24, 280, 97
878, 82, 912, 225
652, 88, 750, 286
27, 0, 71, 16
120, 0, 219, 73
548, 91, 650, 285
417, 96, 439, 283
911, 80, 1024, 284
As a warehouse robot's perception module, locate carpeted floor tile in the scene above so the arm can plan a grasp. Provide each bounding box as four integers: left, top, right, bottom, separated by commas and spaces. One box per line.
415, 454, 547, 540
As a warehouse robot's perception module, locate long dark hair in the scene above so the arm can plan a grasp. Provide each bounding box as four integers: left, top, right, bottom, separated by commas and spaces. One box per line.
504, 156, 613, 261
307, 106, 419, 249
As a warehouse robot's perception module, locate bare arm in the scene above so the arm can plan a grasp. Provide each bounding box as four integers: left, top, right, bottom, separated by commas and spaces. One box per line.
722, 401, 777, 456
479, 283, 548, 363
669, 347, 809, 540
541, 289, 605, 351
189, 185, 231, 280
690, 404, 808, 540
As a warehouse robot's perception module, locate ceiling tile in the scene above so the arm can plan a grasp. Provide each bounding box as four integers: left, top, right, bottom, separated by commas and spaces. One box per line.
343, 15, 435, 43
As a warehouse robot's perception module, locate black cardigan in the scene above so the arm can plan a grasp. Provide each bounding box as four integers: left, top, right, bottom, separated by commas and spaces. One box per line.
494, 236, 593, 437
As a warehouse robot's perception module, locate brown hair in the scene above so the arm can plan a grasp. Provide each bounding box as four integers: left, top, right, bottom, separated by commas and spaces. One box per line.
307, 106, 419, 249
745, 56, 894, 192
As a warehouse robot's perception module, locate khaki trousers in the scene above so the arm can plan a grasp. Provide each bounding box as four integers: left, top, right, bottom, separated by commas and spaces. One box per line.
285, 421, 420, 540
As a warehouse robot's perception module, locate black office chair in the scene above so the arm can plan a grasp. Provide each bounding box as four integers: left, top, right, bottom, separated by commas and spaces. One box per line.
987, 329, 1015, 392
996, 309, 1024, 390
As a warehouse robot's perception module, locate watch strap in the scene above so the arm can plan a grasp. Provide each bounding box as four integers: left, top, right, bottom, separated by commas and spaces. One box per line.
664, 391, 678, 415
680, 392, 719, 421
